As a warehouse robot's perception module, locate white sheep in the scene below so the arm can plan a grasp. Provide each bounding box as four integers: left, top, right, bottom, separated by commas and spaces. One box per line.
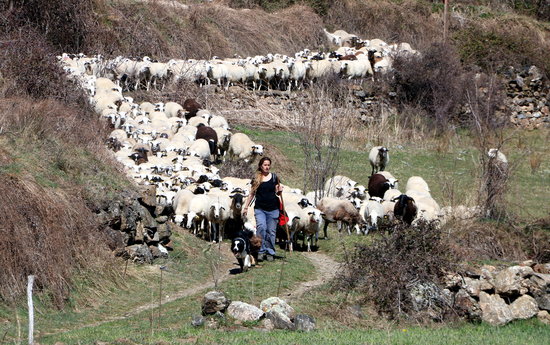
209, 115, 230, 130
188, 139, 212, 161
228, 133, 263, 162
406, 176, 430, 194
317, 197, 364, 238
185, 194, 210, 237
360, 197, 385, 234
324, 175, 357, 199
369, 146, 389, 175
340, 59, 373, 79
293, 207, 324, 252
172, 189, 195, 225
164, 101, 184, 118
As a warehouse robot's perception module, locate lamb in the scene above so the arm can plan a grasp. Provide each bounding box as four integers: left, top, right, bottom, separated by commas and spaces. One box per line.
292, 207, 324, 252
317, 197, 364, 238
368, 146, 389, 175
487, 148, 509, 177
360, 197, 385, 234
228, 133, 264, 162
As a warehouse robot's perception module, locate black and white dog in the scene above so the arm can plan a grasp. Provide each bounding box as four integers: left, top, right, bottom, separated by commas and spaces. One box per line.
231, 228, 255, 273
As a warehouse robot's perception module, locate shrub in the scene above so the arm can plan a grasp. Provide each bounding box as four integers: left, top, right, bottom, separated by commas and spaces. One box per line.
334, 220, 456, 321
387, 43, 467, 132
453, 19, 550, 76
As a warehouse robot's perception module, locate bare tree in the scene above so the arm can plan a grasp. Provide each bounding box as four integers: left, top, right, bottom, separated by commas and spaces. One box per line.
466, 73, 513, 220
291, 79, 356, 202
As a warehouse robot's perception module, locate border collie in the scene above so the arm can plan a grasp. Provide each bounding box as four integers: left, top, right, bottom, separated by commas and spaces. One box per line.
231, 229, 254, 273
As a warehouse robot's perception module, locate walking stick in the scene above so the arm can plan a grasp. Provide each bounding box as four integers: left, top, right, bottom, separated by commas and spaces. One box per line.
276, 191, 291, 297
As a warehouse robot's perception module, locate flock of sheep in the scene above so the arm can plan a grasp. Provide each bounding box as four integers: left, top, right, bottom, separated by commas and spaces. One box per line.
57, 28, 493, 253
59, 28, 418, 93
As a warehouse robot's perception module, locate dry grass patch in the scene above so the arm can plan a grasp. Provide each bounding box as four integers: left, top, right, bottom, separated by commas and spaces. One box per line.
87, 2, 325, 59
0, 175, 115, 307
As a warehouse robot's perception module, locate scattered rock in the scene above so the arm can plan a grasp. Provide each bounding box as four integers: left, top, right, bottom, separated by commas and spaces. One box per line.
294, 314, 316, 332
202, 291, 231, 315
509, 295, 539, 320
260, 297, 295, 319
479, 291, 513, 326
265, 310, 294, 330
493, 265, 534, 295
125, 244, 153, 264
191, 315, 205, 327
454, 289, 481, 321
538, 310, 550, 325
227, 301, 264, 322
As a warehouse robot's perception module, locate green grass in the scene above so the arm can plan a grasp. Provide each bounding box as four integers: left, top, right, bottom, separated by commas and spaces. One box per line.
239, 126, 549, 220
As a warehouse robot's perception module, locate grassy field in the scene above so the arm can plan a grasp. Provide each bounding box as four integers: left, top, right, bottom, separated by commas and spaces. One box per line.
0, 125, 544, 344
238, 125, 550, 220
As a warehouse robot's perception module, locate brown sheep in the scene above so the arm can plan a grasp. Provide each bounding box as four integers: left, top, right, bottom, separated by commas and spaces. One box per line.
195, 124, 218, 158
183, 98, 202, 119
317, 197, 364, 239
368, 173, 393, 199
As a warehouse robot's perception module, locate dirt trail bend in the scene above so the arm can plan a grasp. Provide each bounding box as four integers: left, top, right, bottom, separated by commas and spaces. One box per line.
284, 252, 341, 302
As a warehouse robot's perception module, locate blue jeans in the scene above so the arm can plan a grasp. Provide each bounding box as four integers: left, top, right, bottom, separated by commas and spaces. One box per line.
254, 208, 279, 256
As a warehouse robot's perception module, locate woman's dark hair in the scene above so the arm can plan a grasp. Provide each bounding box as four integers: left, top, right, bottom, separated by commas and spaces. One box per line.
257, 157, 272, 171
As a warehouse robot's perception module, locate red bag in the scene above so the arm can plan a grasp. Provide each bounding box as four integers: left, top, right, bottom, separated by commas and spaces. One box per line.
278, 200, 289, 226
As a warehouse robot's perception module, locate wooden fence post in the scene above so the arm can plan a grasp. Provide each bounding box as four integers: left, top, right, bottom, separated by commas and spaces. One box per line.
27, 275, 35, 345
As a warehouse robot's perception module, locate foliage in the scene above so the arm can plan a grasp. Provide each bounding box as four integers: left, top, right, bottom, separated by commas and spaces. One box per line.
453, 19, 550, 76
292, 77, 356, 197
334, 220, 456, 321
387, 43, 468, 132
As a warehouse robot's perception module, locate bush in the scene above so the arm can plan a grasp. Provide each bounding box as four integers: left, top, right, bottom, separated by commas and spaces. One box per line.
453, 19, 550, 76
387, 43, 467, 132
334, 220, 456, 321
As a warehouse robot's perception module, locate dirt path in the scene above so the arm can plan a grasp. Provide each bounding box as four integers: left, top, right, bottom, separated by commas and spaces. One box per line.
42, 248, 340, 336
284, 252, 341, 302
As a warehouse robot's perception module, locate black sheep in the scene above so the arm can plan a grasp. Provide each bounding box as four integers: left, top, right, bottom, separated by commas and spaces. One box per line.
393, 194, 417, 225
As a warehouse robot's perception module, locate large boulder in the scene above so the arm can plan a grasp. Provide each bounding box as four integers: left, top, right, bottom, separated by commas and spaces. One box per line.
202, 291, 231, 315
227, 301, 264, 322
479, 291, 513, 326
